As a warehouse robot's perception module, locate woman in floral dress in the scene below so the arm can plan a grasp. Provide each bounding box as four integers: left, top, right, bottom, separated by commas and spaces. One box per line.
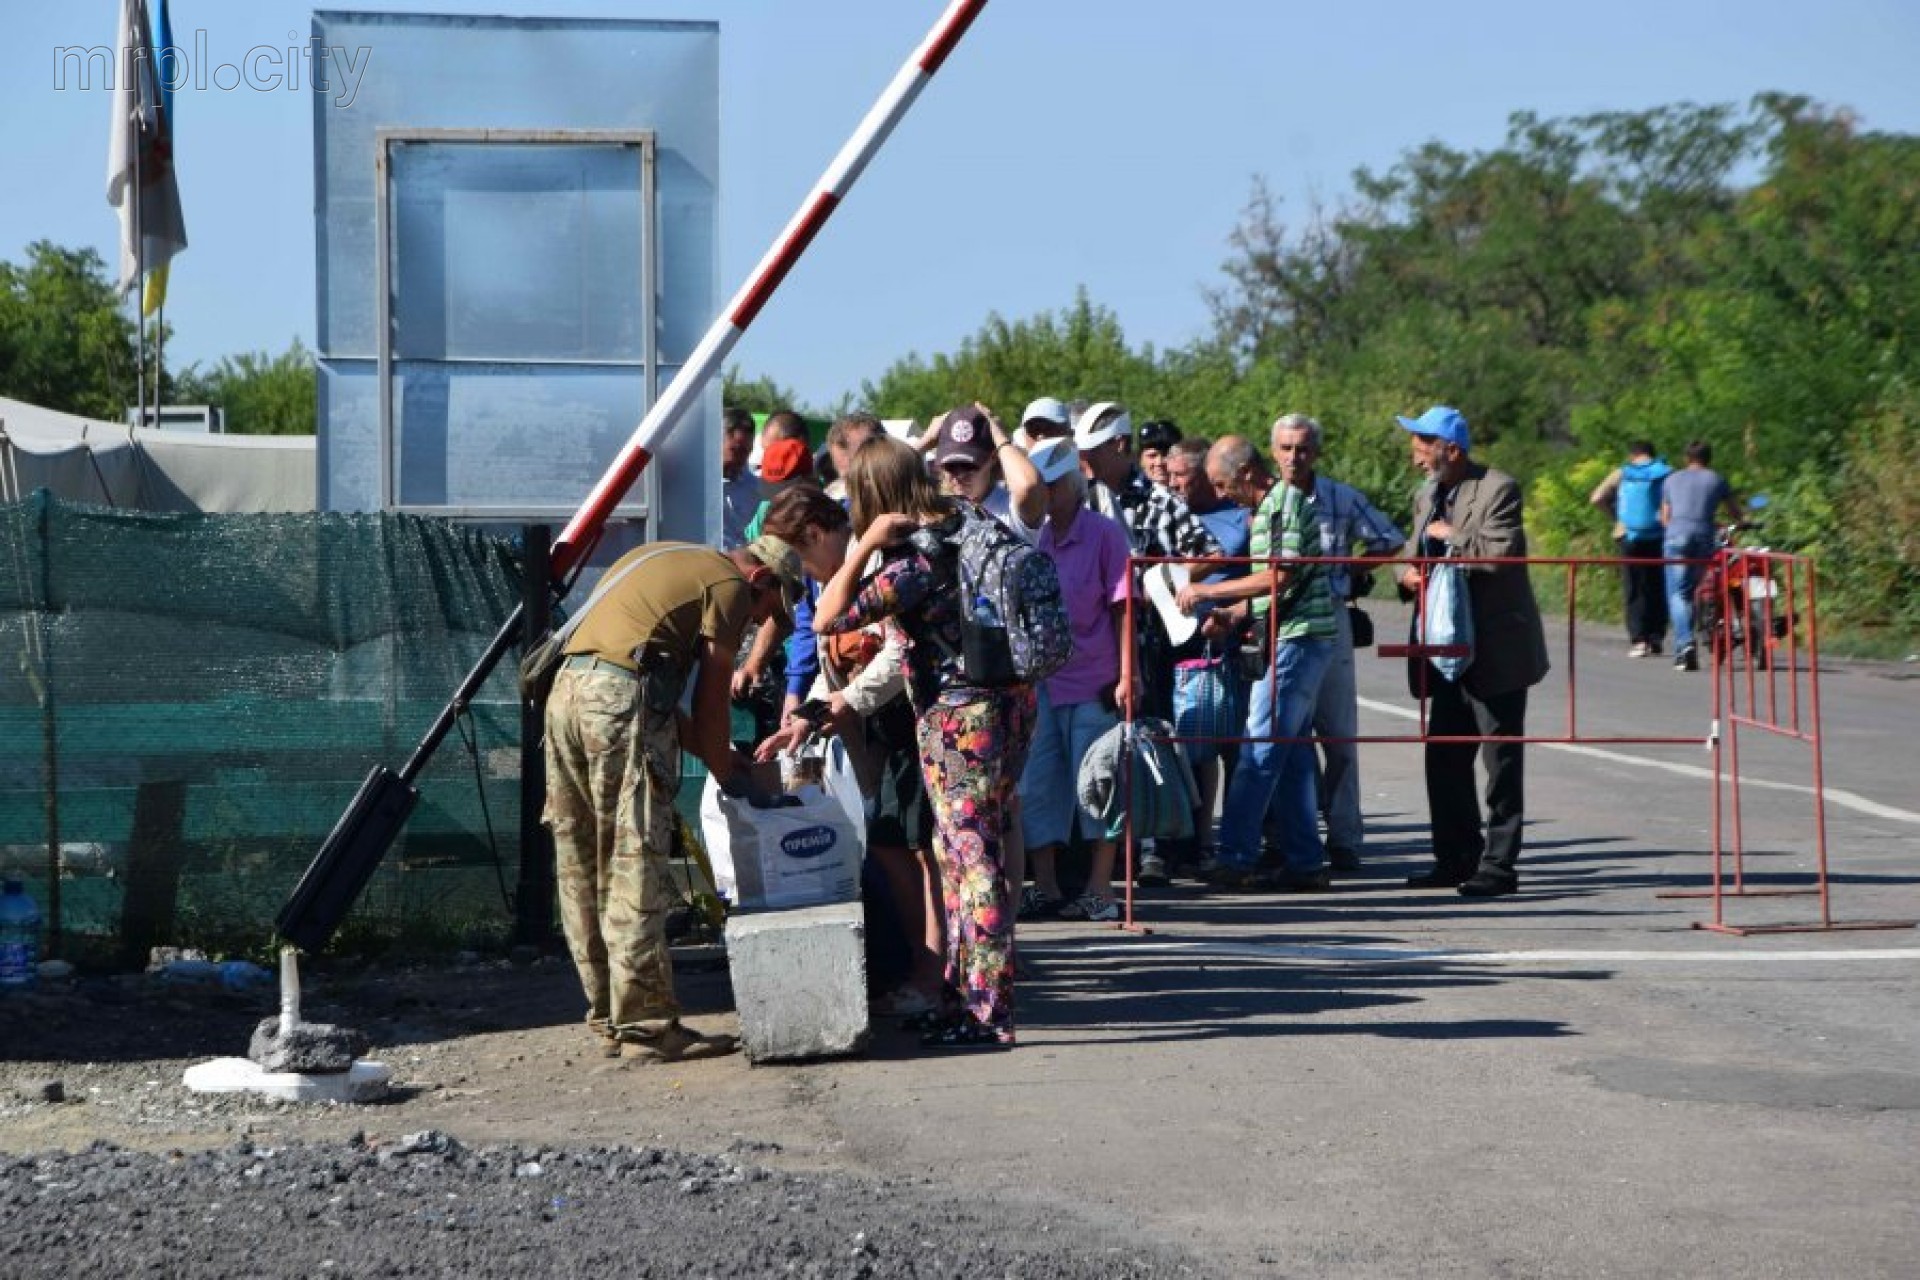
813, 432, 1037, 1049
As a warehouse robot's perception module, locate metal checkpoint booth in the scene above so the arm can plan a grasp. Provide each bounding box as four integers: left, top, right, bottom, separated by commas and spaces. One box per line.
313, 10, 721, 547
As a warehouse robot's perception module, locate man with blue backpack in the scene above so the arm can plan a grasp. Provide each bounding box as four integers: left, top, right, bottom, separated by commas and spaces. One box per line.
1589, 441, 1672, 658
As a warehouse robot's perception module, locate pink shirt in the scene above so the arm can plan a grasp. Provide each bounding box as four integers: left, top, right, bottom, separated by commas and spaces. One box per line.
1037, 507, 1132, 707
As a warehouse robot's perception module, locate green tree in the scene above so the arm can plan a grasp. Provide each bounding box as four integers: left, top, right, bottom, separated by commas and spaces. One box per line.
861, 290, 1163, 423
1210, 104, 1765, 456
850, 96, 1919, 645
174, 340, 317, 435
721, 366, 809, 419
0, 241, 139, 420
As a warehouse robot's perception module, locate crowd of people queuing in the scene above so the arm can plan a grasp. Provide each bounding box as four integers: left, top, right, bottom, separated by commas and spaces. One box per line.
550, 395, 1557, 1059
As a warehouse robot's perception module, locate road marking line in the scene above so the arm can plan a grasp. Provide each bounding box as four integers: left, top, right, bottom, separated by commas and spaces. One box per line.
1356, 696, 1920, 825
1051, 939, 1920, 966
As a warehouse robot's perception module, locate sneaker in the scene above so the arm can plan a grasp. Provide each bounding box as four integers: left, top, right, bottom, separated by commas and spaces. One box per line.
1060, 892, 1120, 922
1674, 645, 1699, 672
1018, 885, 1066, 921
1135, 853, 1171, 888
1628, 641, 1651, 659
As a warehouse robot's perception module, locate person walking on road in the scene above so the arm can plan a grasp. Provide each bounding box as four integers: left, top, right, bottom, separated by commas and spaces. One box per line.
1660, 440, 1742, 673
1589, 441, 1672, 657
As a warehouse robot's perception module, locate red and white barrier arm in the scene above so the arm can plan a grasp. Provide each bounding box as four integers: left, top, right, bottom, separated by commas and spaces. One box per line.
550, 0, 990, 577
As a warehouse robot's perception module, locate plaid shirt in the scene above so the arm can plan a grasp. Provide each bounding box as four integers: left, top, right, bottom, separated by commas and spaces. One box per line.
1090, 468, 1224, 562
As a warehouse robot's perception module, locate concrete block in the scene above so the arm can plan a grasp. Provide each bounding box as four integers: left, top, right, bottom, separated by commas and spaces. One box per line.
725, 901, 870, 1063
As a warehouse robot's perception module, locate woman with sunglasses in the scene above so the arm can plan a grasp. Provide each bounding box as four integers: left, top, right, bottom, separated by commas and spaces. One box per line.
925, 401, 1047, 543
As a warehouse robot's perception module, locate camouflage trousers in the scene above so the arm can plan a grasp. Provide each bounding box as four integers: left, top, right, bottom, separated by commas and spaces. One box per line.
543, 665, 680, 1040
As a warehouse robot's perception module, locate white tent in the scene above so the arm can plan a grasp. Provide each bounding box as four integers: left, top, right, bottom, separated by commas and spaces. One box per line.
0, 396, 314, 513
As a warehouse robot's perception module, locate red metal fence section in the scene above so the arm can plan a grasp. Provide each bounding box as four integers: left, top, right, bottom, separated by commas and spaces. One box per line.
1107, 548, 1912, 937
1687, 548, 1914, 934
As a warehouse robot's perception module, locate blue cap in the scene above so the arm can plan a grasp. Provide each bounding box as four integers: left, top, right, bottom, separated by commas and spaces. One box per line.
1396, 405, 1470, 453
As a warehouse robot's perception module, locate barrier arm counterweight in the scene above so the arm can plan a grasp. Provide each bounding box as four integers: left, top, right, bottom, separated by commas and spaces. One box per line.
276, 0, 992, 953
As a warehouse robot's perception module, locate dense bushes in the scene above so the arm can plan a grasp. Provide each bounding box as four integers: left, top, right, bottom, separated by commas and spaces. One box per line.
856, 95, 1920, 651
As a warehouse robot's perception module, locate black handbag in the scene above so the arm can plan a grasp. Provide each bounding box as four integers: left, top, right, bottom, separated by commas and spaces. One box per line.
1347, 602, 1375, 648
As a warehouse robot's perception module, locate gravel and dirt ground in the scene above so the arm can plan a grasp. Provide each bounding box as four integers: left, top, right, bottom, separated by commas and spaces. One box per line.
0, 955, 1205, 1278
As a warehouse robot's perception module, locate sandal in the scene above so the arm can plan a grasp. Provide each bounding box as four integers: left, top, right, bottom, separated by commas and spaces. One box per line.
900, 1007, 953, 1033
920, 1018, 1013, 1050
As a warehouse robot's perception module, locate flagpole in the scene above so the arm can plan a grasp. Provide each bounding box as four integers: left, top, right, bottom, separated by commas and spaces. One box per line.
132, 88, 146, 430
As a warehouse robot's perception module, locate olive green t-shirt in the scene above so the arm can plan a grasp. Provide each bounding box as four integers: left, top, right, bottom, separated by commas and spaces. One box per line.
565, 543, 754, 671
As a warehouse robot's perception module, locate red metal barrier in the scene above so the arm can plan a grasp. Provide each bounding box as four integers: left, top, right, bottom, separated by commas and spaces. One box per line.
1686, 547, 1914, 934
1104, 549, 1911, 936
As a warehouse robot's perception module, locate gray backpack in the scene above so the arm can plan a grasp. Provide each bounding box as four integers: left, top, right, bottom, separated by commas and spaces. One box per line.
954, 511, 1071, 686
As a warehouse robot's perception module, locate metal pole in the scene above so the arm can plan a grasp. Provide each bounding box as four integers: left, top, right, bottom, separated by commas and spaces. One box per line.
279, 945, 302, 1036
515, 525, 556, 948
1806, 559, 1833, 927
34, 493, 61, 953
132, 93, 146, 429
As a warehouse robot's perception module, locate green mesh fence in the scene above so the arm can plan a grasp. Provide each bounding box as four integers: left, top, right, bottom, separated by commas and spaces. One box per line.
0, 491, 530, 962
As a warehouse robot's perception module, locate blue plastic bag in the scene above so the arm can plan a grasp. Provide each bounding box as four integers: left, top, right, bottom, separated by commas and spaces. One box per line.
1172, 651, 1242, 769
1422, 562, 1475, 682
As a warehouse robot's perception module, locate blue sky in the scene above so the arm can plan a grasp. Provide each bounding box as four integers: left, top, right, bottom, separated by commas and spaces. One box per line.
6, 0, 1920, 411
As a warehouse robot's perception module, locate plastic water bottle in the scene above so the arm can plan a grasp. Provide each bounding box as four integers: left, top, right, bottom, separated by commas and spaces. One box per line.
0, 880, 42, 988
973, 593, 1003, 629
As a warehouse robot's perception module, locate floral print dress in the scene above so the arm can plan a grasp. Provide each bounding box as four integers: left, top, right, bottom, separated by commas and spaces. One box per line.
820, 533, 1036, 1041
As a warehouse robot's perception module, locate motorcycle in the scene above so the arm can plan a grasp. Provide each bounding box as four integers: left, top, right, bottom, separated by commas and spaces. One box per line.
1694, 496, 1793, 670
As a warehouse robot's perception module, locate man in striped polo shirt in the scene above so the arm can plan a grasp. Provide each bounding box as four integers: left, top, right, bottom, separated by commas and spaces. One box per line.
1175, 419, 1340, 890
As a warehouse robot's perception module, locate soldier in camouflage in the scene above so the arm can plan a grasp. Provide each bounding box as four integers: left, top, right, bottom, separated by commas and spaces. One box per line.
544, 535, 805, 1063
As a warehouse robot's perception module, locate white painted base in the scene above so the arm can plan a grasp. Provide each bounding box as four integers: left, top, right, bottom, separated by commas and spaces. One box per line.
182, 1056, 392, 1103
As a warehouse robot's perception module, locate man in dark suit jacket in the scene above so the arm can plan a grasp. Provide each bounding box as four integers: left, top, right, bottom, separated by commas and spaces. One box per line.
1393, 406, 1551, 898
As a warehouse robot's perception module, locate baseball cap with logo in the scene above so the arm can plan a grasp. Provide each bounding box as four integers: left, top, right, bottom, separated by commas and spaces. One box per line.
742, 534, 806, 618
933, 406, 994, 469
1073, 401, 1132, 451
1395, 405, 1471, 453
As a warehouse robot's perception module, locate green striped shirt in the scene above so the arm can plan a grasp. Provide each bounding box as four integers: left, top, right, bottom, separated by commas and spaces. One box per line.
1248, 480, 1337, 641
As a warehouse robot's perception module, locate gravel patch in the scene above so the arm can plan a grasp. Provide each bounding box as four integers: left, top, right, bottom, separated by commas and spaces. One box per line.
0, 1134, 1207, 1277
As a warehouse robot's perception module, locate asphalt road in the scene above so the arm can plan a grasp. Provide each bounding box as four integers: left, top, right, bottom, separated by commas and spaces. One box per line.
803, 602, 1920, 1276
